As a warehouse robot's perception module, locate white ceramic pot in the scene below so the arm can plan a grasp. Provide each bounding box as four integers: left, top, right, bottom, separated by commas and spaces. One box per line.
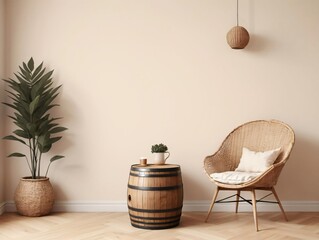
153, 152, 170, 164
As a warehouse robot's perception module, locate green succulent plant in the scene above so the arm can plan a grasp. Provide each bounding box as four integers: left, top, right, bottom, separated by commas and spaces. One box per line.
151, 143, 168, 153
3, 57, 67, 179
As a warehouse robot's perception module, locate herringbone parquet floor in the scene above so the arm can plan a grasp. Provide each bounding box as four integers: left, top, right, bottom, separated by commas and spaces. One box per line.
0, 212, 318, 240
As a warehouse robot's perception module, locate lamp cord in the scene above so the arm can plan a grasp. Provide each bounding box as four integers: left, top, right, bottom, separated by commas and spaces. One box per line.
237, 0, 239, 26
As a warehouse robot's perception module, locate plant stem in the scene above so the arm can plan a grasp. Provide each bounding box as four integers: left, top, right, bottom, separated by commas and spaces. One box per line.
24, 156, 32, 173
32, 137, 37, 179
28, 138, 35, 178
27, 139, 33, 176
37, 151, 42, 178
45, 162, 51, 178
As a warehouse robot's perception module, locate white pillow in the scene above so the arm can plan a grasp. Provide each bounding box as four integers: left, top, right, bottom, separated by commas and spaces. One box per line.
211, 171, 261, 184
235, 147, 281, 172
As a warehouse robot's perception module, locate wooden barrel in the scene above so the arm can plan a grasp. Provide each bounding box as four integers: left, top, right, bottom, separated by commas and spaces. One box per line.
127, 164, 183, 230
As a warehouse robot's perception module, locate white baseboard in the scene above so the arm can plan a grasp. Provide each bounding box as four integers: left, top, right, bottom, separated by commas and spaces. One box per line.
53, 201, 128, 212
5, 201, 129, 213
4, 200, 319, 213
182, 200, 319, 212
0, 202, 5, 215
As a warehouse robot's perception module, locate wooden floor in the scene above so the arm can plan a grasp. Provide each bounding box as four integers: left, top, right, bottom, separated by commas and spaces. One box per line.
0, 212, 318, 240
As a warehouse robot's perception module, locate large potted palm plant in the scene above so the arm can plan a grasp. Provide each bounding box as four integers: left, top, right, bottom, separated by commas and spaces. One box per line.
3, 57, 67, 216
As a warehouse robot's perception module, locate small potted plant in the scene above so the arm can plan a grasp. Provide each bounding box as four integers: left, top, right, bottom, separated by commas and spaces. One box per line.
151, 143, 170, 164
3, 57, 67, 216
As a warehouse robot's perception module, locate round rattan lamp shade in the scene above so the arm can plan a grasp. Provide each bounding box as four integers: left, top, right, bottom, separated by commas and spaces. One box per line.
226, 26, 250, 49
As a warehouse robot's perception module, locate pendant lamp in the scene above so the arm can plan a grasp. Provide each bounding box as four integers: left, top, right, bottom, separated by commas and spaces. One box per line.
226, 0, 250, 49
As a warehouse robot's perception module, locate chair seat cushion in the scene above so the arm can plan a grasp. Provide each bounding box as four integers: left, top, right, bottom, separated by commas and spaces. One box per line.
210, 171, 261, 184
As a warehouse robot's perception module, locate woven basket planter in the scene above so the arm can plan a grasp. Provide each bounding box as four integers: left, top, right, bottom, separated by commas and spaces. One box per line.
14, 177, 54, 217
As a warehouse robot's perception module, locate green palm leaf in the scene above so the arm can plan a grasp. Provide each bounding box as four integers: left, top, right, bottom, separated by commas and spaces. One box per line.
50, 155, 64, 162
3, 135, 26, 145
8, 152, 26, 158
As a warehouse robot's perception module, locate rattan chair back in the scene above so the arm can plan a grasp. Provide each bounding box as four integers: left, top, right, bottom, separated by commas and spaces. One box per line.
219, 120, 295, 171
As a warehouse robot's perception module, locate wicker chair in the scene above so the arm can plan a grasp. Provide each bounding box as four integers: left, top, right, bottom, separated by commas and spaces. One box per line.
204, 120, 295, 231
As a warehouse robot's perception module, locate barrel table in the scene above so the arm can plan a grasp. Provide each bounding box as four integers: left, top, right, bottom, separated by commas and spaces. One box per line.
127, 164, 183, 230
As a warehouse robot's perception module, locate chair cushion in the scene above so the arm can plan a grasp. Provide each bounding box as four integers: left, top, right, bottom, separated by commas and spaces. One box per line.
235, 147, 281, 172
210, 171, 261, 184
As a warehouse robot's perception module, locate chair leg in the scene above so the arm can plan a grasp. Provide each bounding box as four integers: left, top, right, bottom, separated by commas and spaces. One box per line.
271, 187, 288, 221
235, 190, 240, 213
205, 187, 220, 222
251, 189, 259, 231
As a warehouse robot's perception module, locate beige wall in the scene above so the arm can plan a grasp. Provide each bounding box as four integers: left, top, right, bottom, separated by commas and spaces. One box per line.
0, 0, 5, 204
3, 0, 319, 203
